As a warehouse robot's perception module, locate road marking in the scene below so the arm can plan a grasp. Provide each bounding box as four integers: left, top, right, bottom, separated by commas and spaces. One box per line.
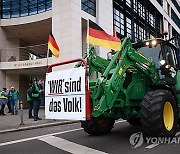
0, 119, 126, 147
0, 128, 83, 147
175, 131, 180, 136
39, 135, 107, 154
115, 120, 127, 124
145, 143, 160, 149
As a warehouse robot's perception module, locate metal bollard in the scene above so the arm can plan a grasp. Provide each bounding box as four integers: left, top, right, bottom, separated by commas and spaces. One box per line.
20, 101, 24, 125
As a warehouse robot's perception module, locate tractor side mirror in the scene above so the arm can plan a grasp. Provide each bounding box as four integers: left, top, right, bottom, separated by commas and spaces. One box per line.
163, 30, 168, 36
162, 30, 168, 40
107, 50, 115, 61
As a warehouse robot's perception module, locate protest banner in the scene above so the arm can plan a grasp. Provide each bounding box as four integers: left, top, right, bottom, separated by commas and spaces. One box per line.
45, 67, 86, 120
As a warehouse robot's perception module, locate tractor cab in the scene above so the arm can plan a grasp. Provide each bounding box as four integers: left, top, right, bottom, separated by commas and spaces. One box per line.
133, 38, 179, 79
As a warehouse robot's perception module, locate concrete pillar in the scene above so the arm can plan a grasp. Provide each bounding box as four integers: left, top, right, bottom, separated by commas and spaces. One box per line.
97, 0, 114, 58
6, 74, 19, 91
52, 0, 82, 70
5, 31, 20, 61
0, 27, 6, 89
0, 71, 6, 89
0, 29, 20, 90
19, 75, 29, 108
82, 19, 88, 55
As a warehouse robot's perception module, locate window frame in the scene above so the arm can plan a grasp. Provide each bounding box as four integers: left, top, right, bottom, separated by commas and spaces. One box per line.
1, 0, 52, 19
81, 0, 96, 17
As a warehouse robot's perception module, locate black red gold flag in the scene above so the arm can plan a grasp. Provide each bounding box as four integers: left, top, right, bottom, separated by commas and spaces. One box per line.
87, 20, 121, 51
48, 32, 60, 58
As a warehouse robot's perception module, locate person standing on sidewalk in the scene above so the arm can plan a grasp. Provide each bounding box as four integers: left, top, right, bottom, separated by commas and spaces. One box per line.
0, 88, 8, 115
39, 79, 44, 106
9, 86, 20, 115
26, 84, 33, 119
32, 79, 42, 121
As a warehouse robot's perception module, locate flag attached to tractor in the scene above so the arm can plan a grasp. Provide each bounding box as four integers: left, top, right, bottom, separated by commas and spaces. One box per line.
48, 32, 60, 58
87, 20, 121, 51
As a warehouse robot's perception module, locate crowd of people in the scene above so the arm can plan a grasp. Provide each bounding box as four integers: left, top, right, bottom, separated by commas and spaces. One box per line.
0, 87, 19, 116
0, 78, 44, 121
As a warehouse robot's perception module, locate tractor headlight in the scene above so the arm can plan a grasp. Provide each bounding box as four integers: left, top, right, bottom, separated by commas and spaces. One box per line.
145, 42, 149, 46
165, 64, 171, 69
160, 60, 166, 65
152, 40, 157, 46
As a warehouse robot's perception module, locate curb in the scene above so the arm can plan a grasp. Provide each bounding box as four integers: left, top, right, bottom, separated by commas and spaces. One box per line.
0, 121, 79, 134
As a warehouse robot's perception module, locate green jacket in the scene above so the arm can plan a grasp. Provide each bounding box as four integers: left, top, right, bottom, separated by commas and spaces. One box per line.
9, 90, 19, 101
26, 88, 32, 102
32, 83, 40, 99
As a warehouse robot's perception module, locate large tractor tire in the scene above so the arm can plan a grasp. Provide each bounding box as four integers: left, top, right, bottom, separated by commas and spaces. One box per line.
127, 118, 141, 127
81, 116, 115, 135
141, 89, 178, 137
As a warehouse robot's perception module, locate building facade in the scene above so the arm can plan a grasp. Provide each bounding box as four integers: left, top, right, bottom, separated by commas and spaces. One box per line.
0, 0, 179, 105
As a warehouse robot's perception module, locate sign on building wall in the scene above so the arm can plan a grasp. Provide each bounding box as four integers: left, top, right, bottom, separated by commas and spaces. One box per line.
45, 67, 86, 120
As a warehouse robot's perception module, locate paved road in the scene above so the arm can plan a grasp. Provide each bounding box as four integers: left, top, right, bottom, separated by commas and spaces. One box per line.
0, 120, 180, 154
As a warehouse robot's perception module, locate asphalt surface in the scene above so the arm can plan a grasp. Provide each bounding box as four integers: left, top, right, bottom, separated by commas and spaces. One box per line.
0, 121, 180, 154
0, 108, 73, 134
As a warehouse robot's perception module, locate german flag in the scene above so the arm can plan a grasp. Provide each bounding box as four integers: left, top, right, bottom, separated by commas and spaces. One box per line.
87, 20, 121, 51
48, 32, 60, 58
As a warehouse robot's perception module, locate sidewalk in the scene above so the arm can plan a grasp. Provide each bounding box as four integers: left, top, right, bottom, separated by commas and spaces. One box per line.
0, 108, 76, 134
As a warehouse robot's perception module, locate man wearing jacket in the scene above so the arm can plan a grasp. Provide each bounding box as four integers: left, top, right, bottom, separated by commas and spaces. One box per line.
9, 87, 20, 115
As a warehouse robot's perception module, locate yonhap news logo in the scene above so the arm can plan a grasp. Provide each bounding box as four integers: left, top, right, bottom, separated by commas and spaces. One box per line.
129, 132, 144, 148
129, 132, 180, 148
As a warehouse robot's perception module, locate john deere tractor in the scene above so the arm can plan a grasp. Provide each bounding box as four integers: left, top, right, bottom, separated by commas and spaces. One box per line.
80, 36, 180, 137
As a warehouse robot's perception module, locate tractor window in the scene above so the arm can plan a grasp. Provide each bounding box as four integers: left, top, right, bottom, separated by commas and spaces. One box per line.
137, 44, 162, 68
177, 49, 180, 68
163, 45, 177, 68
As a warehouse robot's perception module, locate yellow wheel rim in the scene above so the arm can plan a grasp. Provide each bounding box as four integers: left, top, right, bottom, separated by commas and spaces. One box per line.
163, 102, 174, 131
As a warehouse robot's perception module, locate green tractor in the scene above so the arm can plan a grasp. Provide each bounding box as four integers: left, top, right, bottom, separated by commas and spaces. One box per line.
80, 36, 180, 137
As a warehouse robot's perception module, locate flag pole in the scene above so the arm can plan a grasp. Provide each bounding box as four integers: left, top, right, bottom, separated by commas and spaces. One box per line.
47, 32, 50, 67
87, 19, 90, 53
46, 47, 49, 66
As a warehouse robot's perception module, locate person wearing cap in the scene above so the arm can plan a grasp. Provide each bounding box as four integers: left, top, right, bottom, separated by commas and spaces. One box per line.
9, 86, 20, 115
0, 88, 8, 115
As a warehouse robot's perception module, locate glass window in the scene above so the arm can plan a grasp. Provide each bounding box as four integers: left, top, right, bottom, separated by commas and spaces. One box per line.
38, 0, 46, 13
171, 0, 180, 14
146, 11, 155, 28
156, 0, 163, 6
133, 0, 138, 13
2, 12, 10, 18
171, 10, 180, 29
134, 23, 146, 41
126, 17, 132, 39
114, 0, 162, 42
163, 45, 177, 68
46, 0, 52, 10
1, 0, 52, 19
133, 0, 145, 19
81, 0, 96, 17
126, 0, 131, 8
113, 8, 124, 36
138, 2, 145, 19
138, 44, 162, 67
